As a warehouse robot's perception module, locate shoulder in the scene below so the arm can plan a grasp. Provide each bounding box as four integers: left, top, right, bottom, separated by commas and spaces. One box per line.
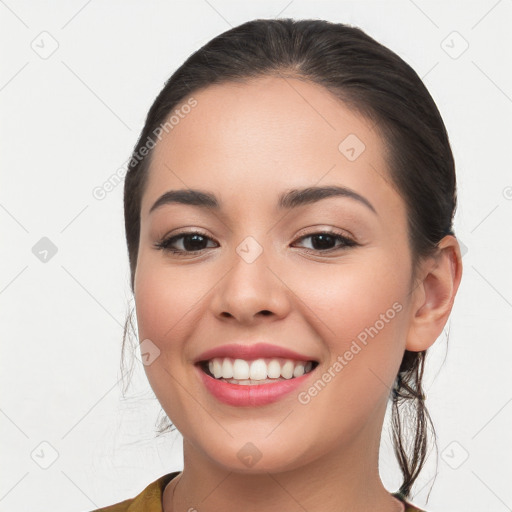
90, 498, 132, 512
90, 472, 180, 512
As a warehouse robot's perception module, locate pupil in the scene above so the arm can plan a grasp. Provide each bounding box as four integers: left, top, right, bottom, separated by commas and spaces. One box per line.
313, 234, 334, 250
184, 234, 206, 251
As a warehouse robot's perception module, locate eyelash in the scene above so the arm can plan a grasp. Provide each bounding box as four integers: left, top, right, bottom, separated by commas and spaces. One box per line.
153, 229, 359, 257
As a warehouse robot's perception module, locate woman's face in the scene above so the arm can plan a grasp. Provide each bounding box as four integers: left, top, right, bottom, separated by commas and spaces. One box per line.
134, 76, 421, 472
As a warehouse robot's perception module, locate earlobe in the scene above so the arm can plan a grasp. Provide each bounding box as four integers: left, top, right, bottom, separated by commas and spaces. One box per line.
405, 235, 463, 352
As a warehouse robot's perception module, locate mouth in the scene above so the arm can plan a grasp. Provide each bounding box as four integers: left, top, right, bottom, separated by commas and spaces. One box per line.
196, 357, 319, 385
193, 342, 321, 406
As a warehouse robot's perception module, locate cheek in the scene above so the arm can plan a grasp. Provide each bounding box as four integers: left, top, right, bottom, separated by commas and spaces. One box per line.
289, 254, 410, 406
133, 258, 209, 431
294, 254, 410, 345
134, 259, 205, 345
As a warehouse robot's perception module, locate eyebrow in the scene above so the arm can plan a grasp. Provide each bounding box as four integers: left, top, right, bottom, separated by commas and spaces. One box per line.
149, 185, 377, 215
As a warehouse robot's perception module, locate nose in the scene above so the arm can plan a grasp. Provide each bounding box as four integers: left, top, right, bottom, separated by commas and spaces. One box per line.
210, 241, 291, 325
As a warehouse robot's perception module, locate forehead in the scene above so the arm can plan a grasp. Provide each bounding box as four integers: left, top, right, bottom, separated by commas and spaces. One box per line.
141, 76, 402, 219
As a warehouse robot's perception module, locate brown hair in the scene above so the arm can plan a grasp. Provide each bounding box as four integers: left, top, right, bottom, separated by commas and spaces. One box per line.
122, 18, 456, 499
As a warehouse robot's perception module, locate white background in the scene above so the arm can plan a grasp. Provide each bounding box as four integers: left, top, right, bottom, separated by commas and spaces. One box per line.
1, 1, 511, 511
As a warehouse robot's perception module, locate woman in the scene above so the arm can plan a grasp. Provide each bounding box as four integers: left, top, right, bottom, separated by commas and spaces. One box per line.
97, 18, 463, 512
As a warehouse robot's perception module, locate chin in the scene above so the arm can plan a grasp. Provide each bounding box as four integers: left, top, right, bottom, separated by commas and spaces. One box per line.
191, 433, 320, 475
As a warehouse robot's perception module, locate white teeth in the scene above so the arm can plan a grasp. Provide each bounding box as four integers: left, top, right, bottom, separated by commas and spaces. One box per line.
232, 359, 250, 380
205, 357, 316, 381
281, 360, 295, 379
249, 359, 267, 380
212, 359, 222, 379
221, 358, 234, 378
293, 363, 305, 378
267, 359, 281, 379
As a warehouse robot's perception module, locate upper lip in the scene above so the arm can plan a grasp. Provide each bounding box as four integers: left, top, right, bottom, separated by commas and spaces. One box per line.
194, 342, 318, 364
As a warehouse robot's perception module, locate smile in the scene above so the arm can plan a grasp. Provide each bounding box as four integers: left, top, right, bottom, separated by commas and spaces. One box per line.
194, 343, 320, 406
200, 357, 318, 384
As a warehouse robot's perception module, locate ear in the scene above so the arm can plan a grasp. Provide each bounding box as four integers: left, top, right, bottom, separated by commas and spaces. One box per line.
406, 235, 463, 352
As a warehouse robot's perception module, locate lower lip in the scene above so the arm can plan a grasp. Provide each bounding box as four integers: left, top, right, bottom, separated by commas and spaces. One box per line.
196, 365, 315, 406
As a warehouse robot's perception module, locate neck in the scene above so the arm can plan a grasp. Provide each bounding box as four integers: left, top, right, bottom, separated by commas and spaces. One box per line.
164, 402, 404, 512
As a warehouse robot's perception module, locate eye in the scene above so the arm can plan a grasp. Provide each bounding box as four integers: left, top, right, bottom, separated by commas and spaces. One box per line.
154, 229, 359, 257
292, 230, 358, 253
154, 231, 218, 256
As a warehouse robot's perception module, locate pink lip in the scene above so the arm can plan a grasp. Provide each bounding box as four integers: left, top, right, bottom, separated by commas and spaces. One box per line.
194, 342, 317, 363
196, 365, 316, 407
